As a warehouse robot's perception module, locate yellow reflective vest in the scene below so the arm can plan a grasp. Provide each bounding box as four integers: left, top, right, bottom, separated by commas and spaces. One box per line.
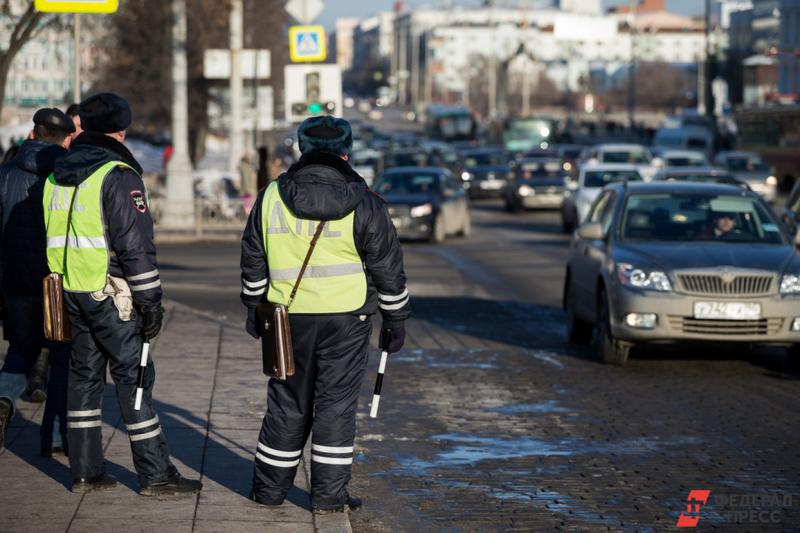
43, 161, 133, 292
261, 182, 367, 313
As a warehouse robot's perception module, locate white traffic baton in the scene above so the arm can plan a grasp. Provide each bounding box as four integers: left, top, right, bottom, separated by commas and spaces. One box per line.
369, 350, 389, 418
133, 342, 150, 411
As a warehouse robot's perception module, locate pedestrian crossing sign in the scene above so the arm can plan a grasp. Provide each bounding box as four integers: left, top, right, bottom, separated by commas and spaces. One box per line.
289, 26, 327, 63
35, 0, 118, 13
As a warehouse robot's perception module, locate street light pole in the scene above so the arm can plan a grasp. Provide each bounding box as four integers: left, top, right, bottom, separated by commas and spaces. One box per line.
627, 0, 637, 137
73, 13, 81, 103
161, 0, 195, 230
521, 0, 531, 117
229, 0, 244, 175
488, 0, 497, 118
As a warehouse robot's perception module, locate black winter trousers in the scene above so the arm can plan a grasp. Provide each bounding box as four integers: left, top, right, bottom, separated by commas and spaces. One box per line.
65, 293, 175, 487
252, 313, 371, 510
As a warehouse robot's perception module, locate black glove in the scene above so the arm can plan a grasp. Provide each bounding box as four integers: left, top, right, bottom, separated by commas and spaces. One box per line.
140, 305, 164, 341
380, 322, 405, 354
246, 307, 260, 339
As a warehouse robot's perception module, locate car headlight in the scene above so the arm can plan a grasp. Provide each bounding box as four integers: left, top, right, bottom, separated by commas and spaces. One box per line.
767, 175, 778, 186
617, 263, 672, 292
461, 171, 473, 181
518, 185, 534, 197
410, 203, 433, 218
780, 274, 800, 295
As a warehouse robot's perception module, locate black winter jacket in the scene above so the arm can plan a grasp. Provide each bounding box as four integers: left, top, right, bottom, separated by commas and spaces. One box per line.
0, 140, 67, 297
241, 152, 410, 325
52, 132, 162, 309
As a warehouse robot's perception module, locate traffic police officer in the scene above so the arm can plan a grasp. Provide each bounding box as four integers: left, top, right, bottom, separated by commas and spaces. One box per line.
241, 116, 410, 513
44, 93, 202, 496
0, 108, 74, 456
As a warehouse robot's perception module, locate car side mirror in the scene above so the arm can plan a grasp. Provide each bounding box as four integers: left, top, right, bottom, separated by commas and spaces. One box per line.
577, 222, 604, 240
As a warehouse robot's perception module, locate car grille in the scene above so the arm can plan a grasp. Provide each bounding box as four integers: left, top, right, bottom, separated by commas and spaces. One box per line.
387, 206, 410, 218
677, 274, 774, 296
667, 316, 784, 336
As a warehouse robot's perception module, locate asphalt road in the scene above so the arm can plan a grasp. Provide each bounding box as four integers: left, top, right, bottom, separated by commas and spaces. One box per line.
158, 202, 800, 532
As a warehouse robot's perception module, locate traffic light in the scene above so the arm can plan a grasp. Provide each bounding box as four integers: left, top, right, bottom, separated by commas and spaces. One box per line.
308, 102, 323, 114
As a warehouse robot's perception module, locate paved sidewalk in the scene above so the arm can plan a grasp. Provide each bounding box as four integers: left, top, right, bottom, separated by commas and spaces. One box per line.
0, 301, 351, 533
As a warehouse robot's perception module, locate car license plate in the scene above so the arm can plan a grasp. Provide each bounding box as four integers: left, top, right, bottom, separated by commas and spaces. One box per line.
693, 302, 761, 320
479, 180, 503, 190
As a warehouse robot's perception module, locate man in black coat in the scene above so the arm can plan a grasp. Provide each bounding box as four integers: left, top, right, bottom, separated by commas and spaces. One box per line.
47, 93, 201, 496
0, 108, 74, 456
241, 116, 410, 513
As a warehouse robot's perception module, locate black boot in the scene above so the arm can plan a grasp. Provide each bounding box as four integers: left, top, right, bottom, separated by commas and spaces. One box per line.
313, 495, 363, 514
249, 491, 284, 506
140, 473, 203, 498
72, 475, 118, 493
0, 398, 11, 452
27, 350, 49, 403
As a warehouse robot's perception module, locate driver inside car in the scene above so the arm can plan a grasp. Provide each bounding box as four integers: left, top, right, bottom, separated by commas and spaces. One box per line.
713, 212, 738, 239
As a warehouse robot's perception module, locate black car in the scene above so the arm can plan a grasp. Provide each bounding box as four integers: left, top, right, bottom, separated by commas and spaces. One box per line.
457, 148, 514, 199
381, 149, 429, 172
373, 167, 471, 243
505, 157, 567, 211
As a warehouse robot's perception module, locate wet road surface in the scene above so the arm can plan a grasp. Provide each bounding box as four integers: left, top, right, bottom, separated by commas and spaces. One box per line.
159, 202, 800, 532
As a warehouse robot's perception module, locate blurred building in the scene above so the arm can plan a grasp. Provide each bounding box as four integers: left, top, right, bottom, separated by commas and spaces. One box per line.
2, 18, 104, 122
726, 0, 797, 105
334, 18, 359, 71
390, 5, 705, 111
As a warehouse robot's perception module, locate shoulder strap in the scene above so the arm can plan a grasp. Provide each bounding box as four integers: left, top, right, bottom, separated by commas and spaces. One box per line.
61, 183, 80, 274
286, 221, 326, 309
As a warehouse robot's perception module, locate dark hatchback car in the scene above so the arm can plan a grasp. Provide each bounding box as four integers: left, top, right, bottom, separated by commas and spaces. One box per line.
505, 156, 567, 211
564, 181, 800, 366
373, 167, 471, 243
381, 149, 429, 171
457, 148, 514, 199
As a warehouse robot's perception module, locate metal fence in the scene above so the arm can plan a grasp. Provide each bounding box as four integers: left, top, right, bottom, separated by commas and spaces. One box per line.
151, 197, 252, 237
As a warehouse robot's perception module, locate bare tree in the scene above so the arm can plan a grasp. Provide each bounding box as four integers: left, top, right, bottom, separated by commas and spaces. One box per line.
0, 0, 61, 119
93, 0, 288, 163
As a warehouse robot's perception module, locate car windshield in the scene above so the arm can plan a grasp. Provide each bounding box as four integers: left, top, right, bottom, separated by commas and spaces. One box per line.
521, 159, 562, 177
621, 193, 785, 244
463, 152, 505, 167
385, 152, 427, 167
352, 155, 378, 166
665, 156, 707, 166
374, 173, 441, 195
602, 150, 651, 164
726, 155, 769, 172
584, 170, 642, 188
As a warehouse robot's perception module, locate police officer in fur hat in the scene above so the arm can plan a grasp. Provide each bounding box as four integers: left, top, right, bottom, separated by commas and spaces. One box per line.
43, 93, 202, 496
241, 115, 410, 513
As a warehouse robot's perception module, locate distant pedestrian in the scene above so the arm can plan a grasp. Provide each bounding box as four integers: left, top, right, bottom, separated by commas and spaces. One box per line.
238, 152, 257, 197
241, 116, 410, 513
65, 103, 83, 141
44, 93, 202, 496
0, 108, 75, 457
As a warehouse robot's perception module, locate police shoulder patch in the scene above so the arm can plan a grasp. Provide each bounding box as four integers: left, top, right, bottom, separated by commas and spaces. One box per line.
130, 190, 148, 213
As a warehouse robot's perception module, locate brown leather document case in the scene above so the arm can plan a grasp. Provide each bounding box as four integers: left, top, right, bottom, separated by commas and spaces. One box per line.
43, 273, 72, 343
257, 301, 294, 379
257, 222, 326, 380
